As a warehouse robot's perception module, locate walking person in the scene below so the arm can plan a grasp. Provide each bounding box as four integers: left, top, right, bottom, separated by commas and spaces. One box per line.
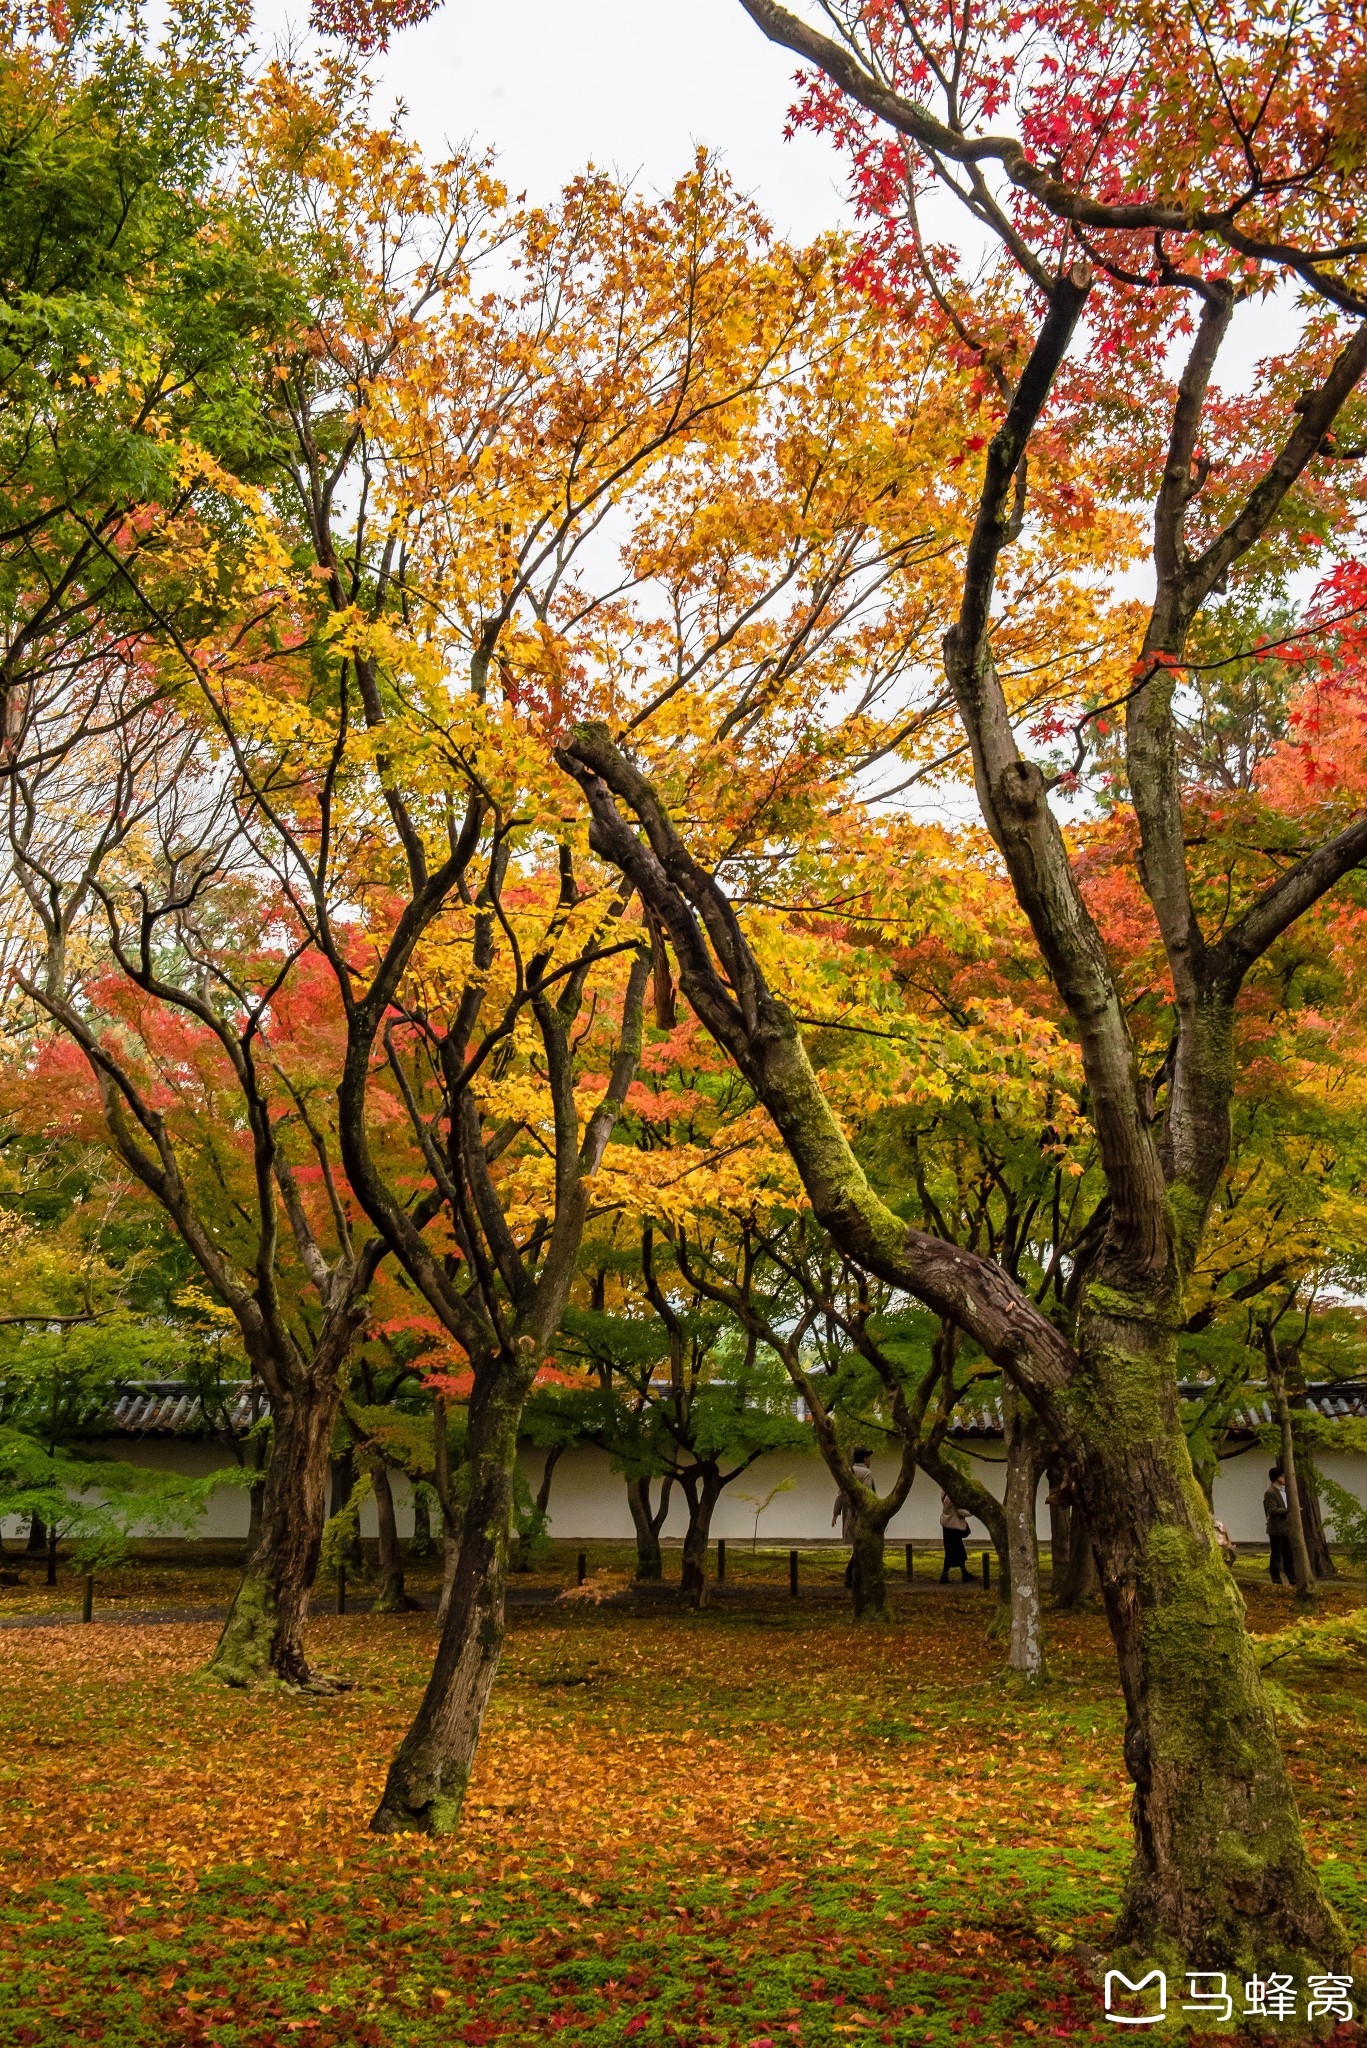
833, 1448, 875, 1588
1264, 1465, 1297, 1585
939, 1491, 973, 1584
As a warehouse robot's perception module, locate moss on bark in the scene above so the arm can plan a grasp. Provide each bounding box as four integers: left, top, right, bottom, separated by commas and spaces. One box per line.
206, 1571, 284, 1688
1068, 1293, 1346, 1966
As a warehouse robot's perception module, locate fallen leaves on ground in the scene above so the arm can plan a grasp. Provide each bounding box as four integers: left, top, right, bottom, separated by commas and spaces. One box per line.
0, 1566, 1364, 2046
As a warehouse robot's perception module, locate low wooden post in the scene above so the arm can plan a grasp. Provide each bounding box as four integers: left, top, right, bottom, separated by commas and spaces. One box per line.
981, 1552, 991, 1590
717, 1538, 726, 1583
905, 1542, 914, 1581
789, 1549, 799, 1598
81, 1574, 94, 1623
336, 1567, 347, 1616
577, 1550, 587, 1585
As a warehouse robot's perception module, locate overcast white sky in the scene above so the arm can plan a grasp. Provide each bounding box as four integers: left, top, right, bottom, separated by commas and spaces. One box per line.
255, 0, 856, 242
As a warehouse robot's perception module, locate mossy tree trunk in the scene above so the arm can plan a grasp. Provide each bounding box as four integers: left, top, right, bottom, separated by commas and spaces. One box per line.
848, 1518, 891, 1621
1067, 1293, 1346, 1962
207, 1332, 354, 1688
370, 1348, 535, 1832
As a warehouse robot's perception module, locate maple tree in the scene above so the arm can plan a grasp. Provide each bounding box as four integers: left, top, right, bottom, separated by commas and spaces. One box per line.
0, 0, 297, 780
87, 44, 1122, 1836
5, 744, 389, 1685
9, 12, 1365, 2000
539, 0, 1367, 1967
562, 1223, 811, 1607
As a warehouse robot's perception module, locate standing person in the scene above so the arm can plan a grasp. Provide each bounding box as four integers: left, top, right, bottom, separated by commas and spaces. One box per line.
1264, 1465, 1296, 1586
939, 1491, 973, 1584
833, 1448, 875, 1588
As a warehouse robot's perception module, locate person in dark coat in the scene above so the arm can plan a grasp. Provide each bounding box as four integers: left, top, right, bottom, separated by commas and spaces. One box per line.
1264, 1465, 1296, 1585
939, 1491, 973, 1583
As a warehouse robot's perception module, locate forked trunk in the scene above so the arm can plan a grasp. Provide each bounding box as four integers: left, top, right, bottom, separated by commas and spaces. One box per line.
370, 1462, 411, 1613
370, 1354, 532, 1833
1002, 1385, 1045, 1681
626, 1472, 670, 1580
1071, 1295, 1345, 1963
207, 1370, 340, 1688
207, 1315, 360, 1688
678, 1464, 724, 1606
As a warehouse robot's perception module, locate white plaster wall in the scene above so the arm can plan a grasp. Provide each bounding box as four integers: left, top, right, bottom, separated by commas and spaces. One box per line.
6, 1434, 1364, 1547
0, 1438, 419, 1544
528, 1441, 1020, 1544
530, 1441, 1367, 1546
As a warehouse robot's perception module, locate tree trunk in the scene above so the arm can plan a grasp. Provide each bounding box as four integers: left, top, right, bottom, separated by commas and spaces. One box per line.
1295, 1442, 1336, 1579
431, 1391, 463, 1626
410, 1481, 436, 1559
626, 1472, 670, 1581
1071, 1299, 1345, 1963
437, 1518, 461, 1625
512, 1444, 563, 1571
25, 1512, 45, 1554
1269, 1369, 1315, 1607
370, 1462, 412, 1613
848, 1516, 892, 1622
330, 1447, 364, 1571
678, 1464, 724, 1607
206, 1342, 350, 1688
1002, 1385, 1046, 1681
371, 1352, 533, 1833
1046, 1463, 1069, 1593
1058, 1499, 1099, 1607
245, 1423, 270, 1551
